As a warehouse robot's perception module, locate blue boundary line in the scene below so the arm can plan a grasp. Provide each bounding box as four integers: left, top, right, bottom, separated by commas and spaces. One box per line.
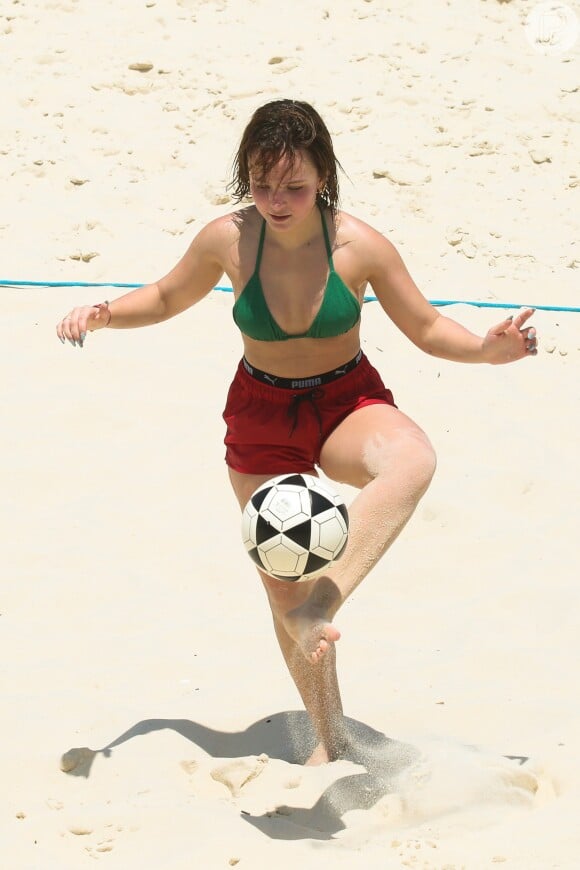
2, 279, 579, 313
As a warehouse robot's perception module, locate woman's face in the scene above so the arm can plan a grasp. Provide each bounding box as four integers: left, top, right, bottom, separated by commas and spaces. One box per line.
249, 150, 322, 231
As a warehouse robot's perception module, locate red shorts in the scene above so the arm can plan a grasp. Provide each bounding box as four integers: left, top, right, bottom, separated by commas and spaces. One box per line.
223, 353, 396, 474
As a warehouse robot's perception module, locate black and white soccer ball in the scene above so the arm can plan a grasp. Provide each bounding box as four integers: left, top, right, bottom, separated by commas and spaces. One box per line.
241, 473, 349, 582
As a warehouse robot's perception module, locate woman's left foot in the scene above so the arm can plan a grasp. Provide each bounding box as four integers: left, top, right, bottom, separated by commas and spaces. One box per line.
283, 604, 341, 663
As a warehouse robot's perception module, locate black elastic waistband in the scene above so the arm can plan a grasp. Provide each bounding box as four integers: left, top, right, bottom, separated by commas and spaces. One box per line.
242, 349, 363, 390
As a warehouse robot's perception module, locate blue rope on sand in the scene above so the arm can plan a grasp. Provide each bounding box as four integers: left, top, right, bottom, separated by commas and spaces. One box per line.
2, 279, 579, 313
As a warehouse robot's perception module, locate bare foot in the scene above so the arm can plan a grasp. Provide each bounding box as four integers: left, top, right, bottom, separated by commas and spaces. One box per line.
305, 738, 350, 766
282, 603, 341, 663
305, 742, 333, 766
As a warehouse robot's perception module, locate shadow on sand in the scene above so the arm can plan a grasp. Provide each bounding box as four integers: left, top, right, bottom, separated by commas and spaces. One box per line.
61, 713, 531, 840
60, 711, 420, 839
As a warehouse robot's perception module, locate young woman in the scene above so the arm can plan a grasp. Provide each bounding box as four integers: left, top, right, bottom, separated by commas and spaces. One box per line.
56, 99, 537, 764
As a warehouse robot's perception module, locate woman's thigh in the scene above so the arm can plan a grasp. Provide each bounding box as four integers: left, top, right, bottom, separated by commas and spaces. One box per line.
319, 403, 436, 489
228, 469, 282, 510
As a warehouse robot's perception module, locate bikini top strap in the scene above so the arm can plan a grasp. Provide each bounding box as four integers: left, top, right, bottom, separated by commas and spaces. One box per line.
319, 206, 335, 269
254, 219, 267, 273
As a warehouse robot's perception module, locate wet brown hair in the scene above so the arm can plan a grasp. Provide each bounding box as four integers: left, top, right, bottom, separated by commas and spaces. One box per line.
229, 99, 343, 214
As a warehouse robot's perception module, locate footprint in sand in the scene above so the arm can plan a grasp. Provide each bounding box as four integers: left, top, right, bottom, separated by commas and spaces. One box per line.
67, 821, 134, 859
210, 754, 269, 797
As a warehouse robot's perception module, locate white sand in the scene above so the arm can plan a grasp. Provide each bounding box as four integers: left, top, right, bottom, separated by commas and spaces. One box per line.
2, 1, 579, 867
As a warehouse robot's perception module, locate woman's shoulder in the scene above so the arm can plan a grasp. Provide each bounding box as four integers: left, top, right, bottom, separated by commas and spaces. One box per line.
335, 210, 394, 259
336, 209, 387, 238
197, 206, 261, 251
190, 206, 260, 259
207, 205, 261, 236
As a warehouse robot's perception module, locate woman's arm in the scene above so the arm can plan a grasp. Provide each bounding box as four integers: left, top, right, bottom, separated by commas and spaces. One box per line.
364, 226, 537, 365
56, 218, 226, 345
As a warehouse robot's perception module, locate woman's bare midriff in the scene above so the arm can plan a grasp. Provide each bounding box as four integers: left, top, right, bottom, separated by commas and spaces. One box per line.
241, 327, 362, 378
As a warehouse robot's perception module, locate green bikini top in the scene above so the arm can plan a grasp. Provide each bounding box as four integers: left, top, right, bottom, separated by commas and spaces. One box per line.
232, 208, 361, 341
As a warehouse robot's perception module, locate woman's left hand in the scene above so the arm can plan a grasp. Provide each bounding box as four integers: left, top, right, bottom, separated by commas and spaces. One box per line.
482, 307, 538, 364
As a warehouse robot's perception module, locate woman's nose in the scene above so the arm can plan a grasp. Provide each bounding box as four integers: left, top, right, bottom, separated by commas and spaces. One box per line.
270, 188, 285, 206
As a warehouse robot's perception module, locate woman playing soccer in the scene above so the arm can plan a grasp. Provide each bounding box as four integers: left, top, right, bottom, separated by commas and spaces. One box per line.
56, 99, 537, 764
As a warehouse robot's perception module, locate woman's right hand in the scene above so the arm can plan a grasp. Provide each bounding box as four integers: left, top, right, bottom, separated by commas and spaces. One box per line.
56, 302, 111, 347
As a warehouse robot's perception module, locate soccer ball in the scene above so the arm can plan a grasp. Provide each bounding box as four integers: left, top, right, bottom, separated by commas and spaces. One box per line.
241, 473, 349, 582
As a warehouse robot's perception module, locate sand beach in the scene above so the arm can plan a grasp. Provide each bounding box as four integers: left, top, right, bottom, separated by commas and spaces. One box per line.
2, 1, 579, 867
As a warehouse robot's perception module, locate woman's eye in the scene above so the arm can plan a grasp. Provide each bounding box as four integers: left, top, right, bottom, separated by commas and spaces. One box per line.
252, 183, 304, 192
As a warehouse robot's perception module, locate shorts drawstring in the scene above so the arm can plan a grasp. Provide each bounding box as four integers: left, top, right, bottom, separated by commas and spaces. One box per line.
288, 388, 325, 436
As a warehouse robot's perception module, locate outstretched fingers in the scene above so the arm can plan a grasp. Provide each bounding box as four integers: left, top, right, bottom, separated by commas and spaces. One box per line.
488, 307, 535, 337
485, 307, 538, 362
512, 307, 535, 330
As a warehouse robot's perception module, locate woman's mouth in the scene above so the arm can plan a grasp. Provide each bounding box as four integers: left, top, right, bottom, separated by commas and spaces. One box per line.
269, 214, 291, 223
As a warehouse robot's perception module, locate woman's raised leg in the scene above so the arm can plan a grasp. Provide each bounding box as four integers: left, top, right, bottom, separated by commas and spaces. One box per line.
282, 403, 437, 663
